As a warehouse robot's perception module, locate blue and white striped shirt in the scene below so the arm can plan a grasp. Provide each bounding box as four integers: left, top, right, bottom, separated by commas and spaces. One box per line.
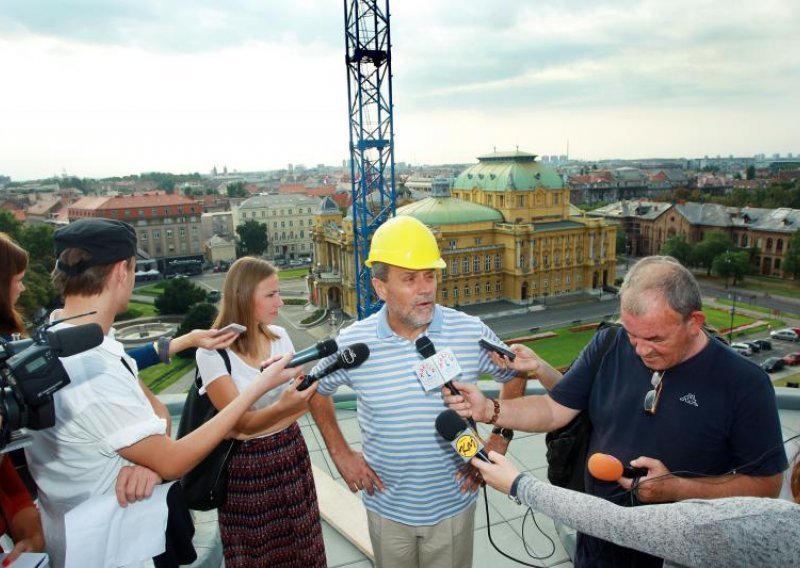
313, 304, 517, 525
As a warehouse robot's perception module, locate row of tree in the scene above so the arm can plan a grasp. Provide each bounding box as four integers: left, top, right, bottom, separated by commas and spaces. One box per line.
660, 228, 800, 283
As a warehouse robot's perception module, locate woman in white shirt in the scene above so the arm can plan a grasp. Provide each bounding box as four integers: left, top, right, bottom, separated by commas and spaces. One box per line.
195, 257, 325, 568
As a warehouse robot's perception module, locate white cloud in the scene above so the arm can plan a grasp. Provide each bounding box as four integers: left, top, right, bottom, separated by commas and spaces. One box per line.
0, 0, 798, 180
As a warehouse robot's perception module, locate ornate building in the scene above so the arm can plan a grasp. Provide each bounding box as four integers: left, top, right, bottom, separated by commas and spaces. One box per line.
309, 151, 617, 318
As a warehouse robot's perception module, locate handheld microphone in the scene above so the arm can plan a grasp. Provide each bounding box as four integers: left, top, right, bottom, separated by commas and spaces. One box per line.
435, 409, 491, 463
286, 339, 338, 368
588, 453, 647, 481
416, 336, 479, 429
296, 343, 370, 391
47, 323, 105, 356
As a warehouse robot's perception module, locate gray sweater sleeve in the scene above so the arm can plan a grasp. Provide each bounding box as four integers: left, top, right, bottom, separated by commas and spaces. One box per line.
516, 475, 800, 568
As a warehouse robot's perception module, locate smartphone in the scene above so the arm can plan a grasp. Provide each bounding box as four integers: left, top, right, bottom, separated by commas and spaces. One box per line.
217, 323, 246, 335
478, 338, 516, 361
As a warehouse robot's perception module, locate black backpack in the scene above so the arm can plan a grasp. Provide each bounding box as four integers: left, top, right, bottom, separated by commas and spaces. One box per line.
544, 323, 620, 491
176, 350, 241, 510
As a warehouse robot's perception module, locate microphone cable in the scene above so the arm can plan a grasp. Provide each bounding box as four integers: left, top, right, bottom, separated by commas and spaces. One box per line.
482, 481, 557, 568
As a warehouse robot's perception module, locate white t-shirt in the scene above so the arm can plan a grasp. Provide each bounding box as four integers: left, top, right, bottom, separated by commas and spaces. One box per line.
195, 324, 294, 413
25, 324, 167, 568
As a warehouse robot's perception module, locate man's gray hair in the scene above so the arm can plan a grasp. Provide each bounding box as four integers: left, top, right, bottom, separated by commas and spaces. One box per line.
370, 261, 390, 282
619, 256, 702, 320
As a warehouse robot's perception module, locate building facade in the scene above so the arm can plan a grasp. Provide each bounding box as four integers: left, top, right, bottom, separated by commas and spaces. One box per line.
68, 193, 204, 274
232, 193, 320, 260
310, 151, 617, 318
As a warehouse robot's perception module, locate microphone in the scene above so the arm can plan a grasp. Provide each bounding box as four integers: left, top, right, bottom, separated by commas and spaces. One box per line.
435, 409, 491, 463
416, 336, 478, 429
286, 339, 338, 368
296, 343, 370, 391
588, 453, 647, 481
46, 323, 105, 356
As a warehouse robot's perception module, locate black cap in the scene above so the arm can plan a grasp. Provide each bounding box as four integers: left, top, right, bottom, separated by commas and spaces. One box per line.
54, 219, 137, 275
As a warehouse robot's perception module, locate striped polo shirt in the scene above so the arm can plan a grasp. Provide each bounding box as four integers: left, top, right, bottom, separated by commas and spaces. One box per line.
313, 304, 517, 526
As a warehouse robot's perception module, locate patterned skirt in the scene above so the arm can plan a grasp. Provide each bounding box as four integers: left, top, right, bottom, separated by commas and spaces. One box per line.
219, 421, 327, 568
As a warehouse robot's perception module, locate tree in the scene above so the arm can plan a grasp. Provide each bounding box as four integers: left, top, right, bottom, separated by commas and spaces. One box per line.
616, 230, 628, 255
154, 278, 209, 315
660, 235, 692, 266
236, 220, 268, 256
712, 250, 752, 286
782, 229, 800, 279
226, 182, 248, 198
746, 165, 756, 180
174, 302, 218, 359
690, 231, 733, 275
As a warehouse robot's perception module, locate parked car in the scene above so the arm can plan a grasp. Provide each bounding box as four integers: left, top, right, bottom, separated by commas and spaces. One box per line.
770, 329, 799, 342
751, 339, 772, 351
783, 352, 800, 365
730, 342, 753, 356
742, 341, 761, 353
207, 290, 221, 302
762, 357, 786, 373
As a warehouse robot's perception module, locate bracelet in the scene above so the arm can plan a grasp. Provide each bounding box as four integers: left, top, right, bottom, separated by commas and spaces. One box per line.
486, 397, 500, 425
157, 336, 171, 365
508, 473, 525, 505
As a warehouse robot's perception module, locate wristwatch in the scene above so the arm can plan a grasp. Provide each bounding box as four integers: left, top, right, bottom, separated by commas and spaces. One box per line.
491, 426, 514, 441
508, 473, 524, 505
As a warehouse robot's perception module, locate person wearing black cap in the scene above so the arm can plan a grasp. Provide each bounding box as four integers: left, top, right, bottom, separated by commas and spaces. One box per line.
24, 219, 300, 568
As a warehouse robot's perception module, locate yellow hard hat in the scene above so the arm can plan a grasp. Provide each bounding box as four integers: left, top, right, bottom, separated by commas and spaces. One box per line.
365, 215, 446, 270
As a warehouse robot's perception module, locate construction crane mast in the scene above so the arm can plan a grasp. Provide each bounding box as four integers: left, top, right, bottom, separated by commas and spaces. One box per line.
344, 0, 397, 319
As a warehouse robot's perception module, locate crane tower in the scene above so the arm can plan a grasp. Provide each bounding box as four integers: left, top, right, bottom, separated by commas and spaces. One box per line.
344, 0, 397, 319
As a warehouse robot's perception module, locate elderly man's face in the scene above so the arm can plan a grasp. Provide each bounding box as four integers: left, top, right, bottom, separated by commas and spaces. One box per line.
620, 294, 704, 371
372, 265, 437, 338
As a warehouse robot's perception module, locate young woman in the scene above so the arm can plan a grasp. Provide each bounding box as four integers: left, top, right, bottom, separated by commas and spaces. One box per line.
0, 232, 46, 563
196, 257, 325, 568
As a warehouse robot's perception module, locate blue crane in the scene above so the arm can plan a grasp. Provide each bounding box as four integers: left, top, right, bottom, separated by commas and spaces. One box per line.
344, 0, 397, 319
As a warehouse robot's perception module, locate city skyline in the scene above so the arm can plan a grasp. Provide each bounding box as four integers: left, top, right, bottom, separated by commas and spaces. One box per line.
1, 0, 798, 181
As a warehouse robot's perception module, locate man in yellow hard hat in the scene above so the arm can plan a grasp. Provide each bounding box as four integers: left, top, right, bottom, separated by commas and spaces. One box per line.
309, 215, 526, 568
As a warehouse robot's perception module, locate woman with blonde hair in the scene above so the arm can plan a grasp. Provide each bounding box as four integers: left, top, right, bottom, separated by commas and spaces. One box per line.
195, 256, 325, 567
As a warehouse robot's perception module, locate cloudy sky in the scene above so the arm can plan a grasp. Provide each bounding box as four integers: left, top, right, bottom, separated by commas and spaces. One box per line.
1, 0, 798, 181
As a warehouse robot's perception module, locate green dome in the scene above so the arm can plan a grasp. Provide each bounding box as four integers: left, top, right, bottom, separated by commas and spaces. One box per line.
398, 196, 504, 225
453, 150, 563, 191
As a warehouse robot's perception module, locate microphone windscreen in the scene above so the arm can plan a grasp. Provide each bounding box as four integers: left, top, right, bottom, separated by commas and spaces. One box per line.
339, 343, 369, 368
318, 338, 339, 357
588, 453, 624, 481
415, 336, 436, 358
46, 323, 104, 357
435, 409, 468, 442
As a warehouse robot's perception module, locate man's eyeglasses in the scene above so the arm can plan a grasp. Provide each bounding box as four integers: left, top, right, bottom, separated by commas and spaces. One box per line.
643, 371, 664, 415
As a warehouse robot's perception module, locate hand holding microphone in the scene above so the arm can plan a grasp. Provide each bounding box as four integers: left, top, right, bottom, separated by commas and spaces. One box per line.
588, 453, 648, 482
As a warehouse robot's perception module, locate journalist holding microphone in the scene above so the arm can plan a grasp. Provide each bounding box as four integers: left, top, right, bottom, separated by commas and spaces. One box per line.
308, 216, 526, 568
23, 219, 298, 568
444, 256, 788, 568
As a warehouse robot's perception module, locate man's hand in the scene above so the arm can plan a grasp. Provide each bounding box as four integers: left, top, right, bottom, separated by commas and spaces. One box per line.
114, 465, 162, 507
331, 448, 385, 495
617, 456, 673, 503
441, 381, 490, 422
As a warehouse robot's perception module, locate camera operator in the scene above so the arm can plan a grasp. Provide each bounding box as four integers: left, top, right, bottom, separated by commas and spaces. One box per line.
0, 232, 46, 563
24, 219, 298, 568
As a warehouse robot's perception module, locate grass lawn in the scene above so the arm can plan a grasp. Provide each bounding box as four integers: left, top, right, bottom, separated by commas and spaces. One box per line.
703, 307, 755, 331
115, 301, 159, 321
715, 297, 799, 319
134, 282, 166, 296
139, 357, 196, 394
279, 267, 309, 280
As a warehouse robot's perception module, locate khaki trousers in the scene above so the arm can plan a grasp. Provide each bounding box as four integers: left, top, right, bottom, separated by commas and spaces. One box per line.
367, 502, 476, 568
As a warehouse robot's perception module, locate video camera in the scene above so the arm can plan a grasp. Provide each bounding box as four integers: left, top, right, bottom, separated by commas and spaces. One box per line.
0, 320, 103, 450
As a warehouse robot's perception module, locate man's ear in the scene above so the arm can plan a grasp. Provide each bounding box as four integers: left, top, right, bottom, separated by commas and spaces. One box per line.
688, 310, 706, 334
372, 277, 387, 302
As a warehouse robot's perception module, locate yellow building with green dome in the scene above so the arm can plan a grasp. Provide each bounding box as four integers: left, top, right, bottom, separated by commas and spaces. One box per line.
309, 150, 616, 318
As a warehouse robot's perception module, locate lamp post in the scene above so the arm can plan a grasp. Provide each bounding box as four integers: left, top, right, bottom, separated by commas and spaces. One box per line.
725, 253, 737, 344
